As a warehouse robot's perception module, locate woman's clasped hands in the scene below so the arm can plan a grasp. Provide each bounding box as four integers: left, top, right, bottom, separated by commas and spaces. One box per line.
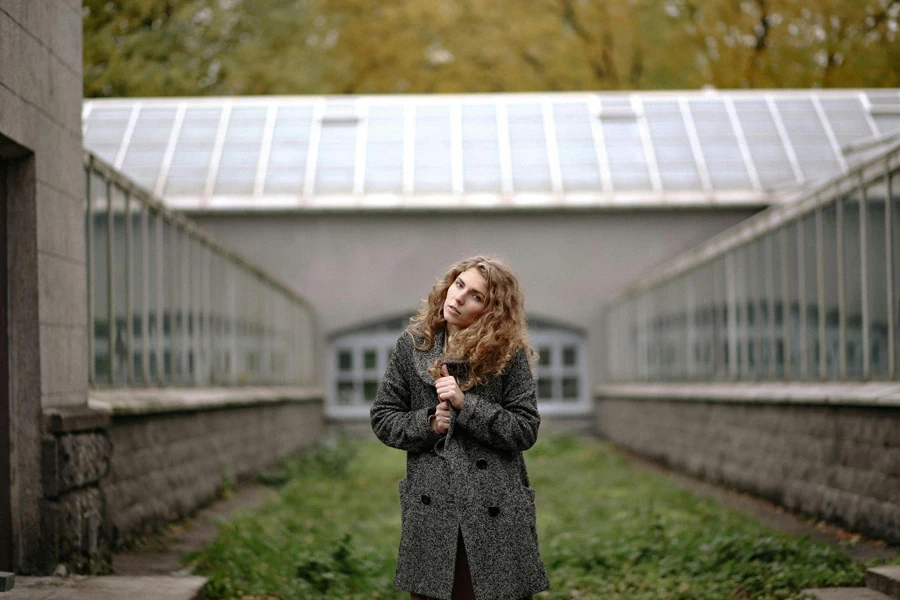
430, 365, 465, 435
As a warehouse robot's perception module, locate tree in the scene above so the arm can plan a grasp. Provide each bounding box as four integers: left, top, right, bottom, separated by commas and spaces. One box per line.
82, 0, 900, 97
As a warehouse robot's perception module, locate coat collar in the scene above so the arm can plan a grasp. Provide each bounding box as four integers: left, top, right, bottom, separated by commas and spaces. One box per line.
411, 327, 469, 386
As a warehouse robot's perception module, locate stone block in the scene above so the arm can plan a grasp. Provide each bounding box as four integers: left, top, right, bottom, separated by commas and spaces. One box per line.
48, 56, 83, 138
37, 249, 86, 325
0, 12, 22, 93
43, 432, 111, 498
48, 1, 82, 76
43, 486, 109, 572
39, 323, 88, 395
34, 113, 82, 199
36, 181, 85, 262
15, 22, 51, 113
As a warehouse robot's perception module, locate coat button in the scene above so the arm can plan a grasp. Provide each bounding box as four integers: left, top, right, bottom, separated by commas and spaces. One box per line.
488, 506, 500, 517
421, 494, 431, 506
476, 458, 488, 469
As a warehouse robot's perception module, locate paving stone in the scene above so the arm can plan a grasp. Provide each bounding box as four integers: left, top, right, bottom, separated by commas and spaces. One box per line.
802, 588, 893, 600
867, 566, 900, 600
2, 576, 206, 600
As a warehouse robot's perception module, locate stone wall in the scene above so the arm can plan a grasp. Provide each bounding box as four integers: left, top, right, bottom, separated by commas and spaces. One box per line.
98, 396, 324, 547
595, 388, 900, 545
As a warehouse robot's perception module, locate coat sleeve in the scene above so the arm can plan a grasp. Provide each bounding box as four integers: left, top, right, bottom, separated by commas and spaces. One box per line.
370, 334, 442, 453
455, 347, 541, 452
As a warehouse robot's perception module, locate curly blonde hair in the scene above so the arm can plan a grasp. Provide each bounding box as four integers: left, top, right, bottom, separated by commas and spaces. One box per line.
406, 256, 535, 391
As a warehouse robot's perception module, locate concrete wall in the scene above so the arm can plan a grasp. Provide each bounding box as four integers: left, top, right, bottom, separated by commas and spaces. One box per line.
596, 396, 900, 545
192, 208, 759, 387
102, 399, 324, 547
0, 0, 86, 574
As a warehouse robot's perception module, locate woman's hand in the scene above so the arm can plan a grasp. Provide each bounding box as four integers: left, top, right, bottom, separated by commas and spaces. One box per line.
430, 400, 452, 435
436, 365, 465, 410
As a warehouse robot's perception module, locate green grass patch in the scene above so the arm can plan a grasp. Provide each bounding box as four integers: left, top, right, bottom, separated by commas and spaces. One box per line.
188, 434, 896, 599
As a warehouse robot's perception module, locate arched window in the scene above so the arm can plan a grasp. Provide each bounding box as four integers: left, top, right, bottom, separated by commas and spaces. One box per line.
327, 315, 589, 418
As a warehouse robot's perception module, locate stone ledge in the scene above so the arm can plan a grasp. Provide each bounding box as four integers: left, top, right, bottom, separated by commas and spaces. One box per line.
44, 406, 111, 434
88, 386, 324, 417
594, 382, 900, 407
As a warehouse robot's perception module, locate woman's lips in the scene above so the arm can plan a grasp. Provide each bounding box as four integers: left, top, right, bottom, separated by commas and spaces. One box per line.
448, 305, 460, 316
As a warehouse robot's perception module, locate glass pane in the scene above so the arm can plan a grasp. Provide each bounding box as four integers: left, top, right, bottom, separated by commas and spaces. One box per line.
866, 177, 889, 378
776, 99, 841, 183
562, 345, 576, 367
842, 190, 863, 378
314, 120, 356, 194
733, 100, 794, 191
364, 349, 377, 370
769, 233, 784, 378
561, 377, 578, 399
538, 347, 551, 367
462, 104, 501, 192
338, 349, 353, 371
553, 102, 602, 191
363, 380, 379, 403
131, 202, 145, 384
165, 106, 221, 197
644, 101, 700, 191
537, 377, 553, 399
90, 172, 110, 382
689, 100, 750, 190
414, 105, 452, 193
163, 220, 179, 383
802, 213, 820, 379
508, 103, 551, 192
822, 203, 840, 378
785, 224, 801, 377
122, 106, 177, 190
336, 381, 354, 405
147, 210, 160, 382
111, 185, 128, 384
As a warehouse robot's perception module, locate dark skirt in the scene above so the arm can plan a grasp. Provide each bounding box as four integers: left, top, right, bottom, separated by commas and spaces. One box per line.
410, 526, 533, 600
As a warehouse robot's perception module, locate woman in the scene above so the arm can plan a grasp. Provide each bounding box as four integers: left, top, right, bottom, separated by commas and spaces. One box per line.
370, 256, 551, 600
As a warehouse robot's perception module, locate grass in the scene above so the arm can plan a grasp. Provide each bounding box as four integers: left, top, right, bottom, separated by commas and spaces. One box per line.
187, 434, 897, 599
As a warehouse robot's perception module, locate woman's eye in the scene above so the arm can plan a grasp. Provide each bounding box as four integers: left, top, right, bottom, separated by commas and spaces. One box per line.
456, 280, 463, 288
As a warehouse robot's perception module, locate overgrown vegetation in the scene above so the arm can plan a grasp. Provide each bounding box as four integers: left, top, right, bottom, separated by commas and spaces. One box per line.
188, 434, 897, 599
83, 0, 900, 97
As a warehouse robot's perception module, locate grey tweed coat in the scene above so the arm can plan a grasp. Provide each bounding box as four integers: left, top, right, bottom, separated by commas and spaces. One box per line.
370, 328, 551, 600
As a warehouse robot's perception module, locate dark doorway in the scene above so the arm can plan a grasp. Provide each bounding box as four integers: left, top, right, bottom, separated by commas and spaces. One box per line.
0, 158, 10, 571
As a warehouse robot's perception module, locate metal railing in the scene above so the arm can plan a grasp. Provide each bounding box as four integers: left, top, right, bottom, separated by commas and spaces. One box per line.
85, 151, 317, 387
607, 139, 900, 383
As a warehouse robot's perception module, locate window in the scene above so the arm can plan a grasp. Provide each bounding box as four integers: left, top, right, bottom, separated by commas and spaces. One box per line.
327, 315, 589, 418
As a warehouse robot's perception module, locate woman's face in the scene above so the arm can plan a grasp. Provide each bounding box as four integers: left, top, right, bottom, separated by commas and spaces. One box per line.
443, 267, 488, 333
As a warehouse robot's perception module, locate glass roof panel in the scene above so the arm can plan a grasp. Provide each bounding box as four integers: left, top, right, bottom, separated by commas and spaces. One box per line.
163, 106, 222, 197
599, 101, 649, 191
507, 103, 551, 192
553, 102, 602, 192
314, 120, 357, 195
873, 115, 900, 137
213, 106, 266, 196
264, 106, 312, 195
732, 99, 793, 190
775, 99, 841, 181
84, 107, 133, 164
121, 106, 177, 190
414, 104, 452, 193
688, 100, 750, 190
819, 98, 874, 147
461, 104, 501, 193
81, 91, 899, 207
643, 101, 700, 191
